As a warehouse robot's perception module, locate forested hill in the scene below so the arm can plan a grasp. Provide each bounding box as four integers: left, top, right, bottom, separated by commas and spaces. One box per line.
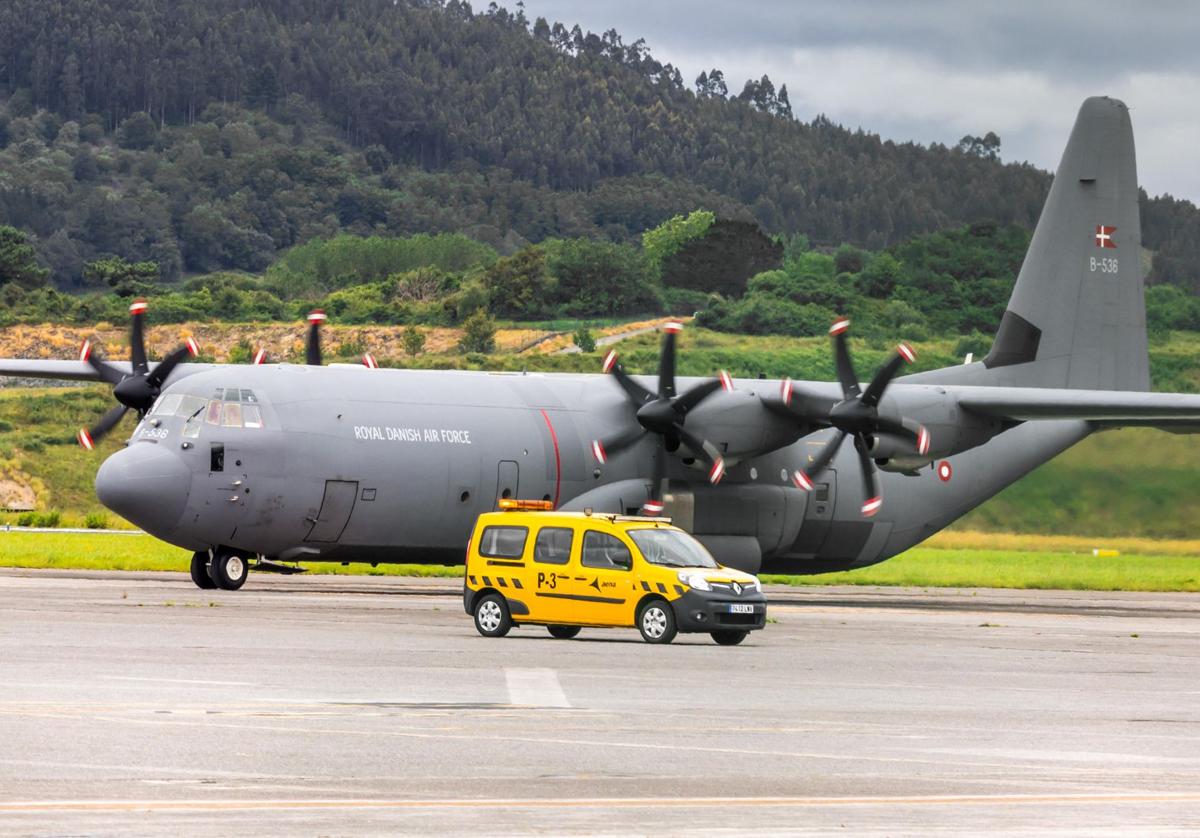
0, 0, 1198, 289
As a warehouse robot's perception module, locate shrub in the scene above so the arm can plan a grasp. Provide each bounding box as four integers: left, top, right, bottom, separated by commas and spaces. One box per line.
401, 325, 426, 357
458, 309, 497, 354
573, 326, 596, 353
34, 510, 61, 528
85, 512, 109, 529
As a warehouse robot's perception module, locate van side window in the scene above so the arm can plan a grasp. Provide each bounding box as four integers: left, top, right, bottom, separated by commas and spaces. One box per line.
478, 526, 528, 559
533, 527, 573, 565
581, 531, 632, 571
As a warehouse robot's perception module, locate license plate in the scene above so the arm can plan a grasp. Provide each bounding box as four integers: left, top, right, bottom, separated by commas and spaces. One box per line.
728, 603, 755, 614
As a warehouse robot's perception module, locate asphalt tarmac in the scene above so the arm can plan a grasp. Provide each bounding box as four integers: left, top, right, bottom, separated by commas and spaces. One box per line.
1, 569, 1199, 836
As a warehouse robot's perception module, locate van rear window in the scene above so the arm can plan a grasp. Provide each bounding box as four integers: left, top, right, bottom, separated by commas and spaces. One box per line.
478, 526, 528, 559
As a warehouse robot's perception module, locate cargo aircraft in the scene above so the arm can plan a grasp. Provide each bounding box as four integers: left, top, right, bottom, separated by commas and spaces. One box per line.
3, 97, 1199, 590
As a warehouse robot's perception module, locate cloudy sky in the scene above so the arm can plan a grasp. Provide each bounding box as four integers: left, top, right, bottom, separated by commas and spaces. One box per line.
512, 0, 1200, 203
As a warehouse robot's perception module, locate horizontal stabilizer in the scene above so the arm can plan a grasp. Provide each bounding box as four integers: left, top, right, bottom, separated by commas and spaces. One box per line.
956, 385, 1200, 430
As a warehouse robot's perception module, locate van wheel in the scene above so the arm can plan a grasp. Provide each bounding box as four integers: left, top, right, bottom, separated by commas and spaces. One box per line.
474, 593, 512, 638
190, 552, 216, 589
547, 625, 580, 639
637, 600, 677, 644
711, 630, 748, 646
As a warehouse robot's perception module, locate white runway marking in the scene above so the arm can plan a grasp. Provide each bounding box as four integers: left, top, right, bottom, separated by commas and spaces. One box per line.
102, 676, 255, 686
504, 668, 570, 708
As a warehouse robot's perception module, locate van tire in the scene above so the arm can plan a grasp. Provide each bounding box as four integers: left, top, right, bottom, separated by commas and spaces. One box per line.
637, 599, 677, 644
547, 625, 581, 639
711, 630, 748, 646
474, 593, 512, 638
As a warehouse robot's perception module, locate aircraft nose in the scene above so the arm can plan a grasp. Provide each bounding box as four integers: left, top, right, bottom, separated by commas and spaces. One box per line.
95, 443, 192, 538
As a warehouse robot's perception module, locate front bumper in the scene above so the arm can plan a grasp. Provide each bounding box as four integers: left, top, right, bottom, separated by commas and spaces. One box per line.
670, 589, 767, 633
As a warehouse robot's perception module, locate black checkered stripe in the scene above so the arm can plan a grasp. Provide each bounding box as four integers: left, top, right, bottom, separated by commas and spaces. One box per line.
639, 581, 686, 596
468, 575, 524, 590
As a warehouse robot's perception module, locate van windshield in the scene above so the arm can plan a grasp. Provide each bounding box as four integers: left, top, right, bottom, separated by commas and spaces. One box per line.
628, 528, 719, 569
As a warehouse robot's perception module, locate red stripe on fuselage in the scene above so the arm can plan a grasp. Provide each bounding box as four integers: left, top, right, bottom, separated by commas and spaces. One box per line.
539, 409, 562, 509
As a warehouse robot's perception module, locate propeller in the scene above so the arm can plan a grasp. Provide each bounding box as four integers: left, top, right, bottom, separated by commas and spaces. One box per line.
76, 299, 199, 450
250, 310, 376, 368
775, 318, 930, 517
589, 321, 733, 514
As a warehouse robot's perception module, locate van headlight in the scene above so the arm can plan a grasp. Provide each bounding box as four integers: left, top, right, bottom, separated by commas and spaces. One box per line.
678, 572, 712, 592
746, 578, 762, 593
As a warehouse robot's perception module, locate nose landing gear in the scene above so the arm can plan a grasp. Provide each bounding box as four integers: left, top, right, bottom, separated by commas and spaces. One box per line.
190, 549, 248, 590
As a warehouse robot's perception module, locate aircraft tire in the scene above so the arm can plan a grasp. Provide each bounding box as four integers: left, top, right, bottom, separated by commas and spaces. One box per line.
547, 625, 581, 639
474, 593, 512, 637
208, 551, 248, 591
711, 630, 749, 646
637, 599, 677, 644
190, 552, 217, 590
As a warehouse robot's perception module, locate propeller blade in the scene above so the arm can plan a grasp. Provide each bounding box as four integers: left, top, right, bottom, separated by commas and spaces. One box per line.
306, 310, 326, 366
128, 299, 149, 375
657, 321, 682, 399
764, 378, 838, 421
861, 343, 916, 408
253, 348, 267, 365
875, 417, 931, 456
80, 341, 125, 386
362, 353, 378, 369
144, 339, 198, 389
79, 404, 130, 449
829, 318, 860, 400
602, 351, 655, 405
672, 377, 723, 416
853, 433, 882, 517
641, 439, 670, 516
590, 425, 647, 465
673, 425, 725, 484
791, 429, 847, 490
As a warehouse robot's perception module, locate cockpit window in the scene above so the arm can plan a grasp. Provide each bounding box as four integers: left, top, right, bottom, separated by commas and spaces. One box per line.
204, 399, 222, 425
151, 393, 183, 417
177, 389, 266, 434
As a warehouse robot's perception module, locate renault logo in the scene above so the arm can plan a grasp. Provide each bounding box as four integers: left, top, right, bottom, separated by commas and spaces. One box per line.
732, 582, 742, 596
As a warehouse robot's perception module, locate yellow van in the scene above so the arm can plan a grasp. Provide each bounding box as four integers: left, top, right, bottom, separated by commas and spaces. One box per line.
462, 501, 767, 645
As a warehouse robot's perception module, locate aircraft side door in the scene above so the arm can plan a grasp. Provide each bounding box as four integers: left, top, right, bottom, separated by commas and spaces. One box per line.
788, 469, 837, 558
578, 530, 636, 626
495, 460, 519, 508
306, 480, 360, 542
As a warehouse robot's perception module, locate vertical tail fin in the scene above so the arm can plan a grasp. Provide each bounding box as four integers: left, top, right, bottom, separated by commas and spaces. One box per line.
918, 97, 1151, 392
983, 96, 1149, 391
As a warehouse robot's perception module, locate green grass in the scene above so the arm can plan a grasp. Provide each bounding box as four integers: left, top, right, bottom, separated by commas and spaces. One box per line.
4, 531, 1200, 591
0, 531, 463, 577
764, 548, 1200, 592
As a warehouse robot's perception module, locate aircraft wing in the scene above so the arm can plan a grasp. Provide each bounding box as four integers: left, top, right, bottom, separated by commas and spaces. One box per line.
0, 359, 136, 382
954, 386, 1200, 432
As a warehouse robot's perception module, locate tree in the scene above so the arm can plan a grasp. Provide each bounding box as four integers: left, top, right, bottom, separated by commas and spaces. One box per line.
956, 132, 1001, 160
483, 246, 552, 317
642, 210, 715, 273
0, 227, 49, 289
660, 219, 783, 297
117, 112, 158, 150
402, 325, 426, 356
81, 257, 159, 296
458, 308, 497, 353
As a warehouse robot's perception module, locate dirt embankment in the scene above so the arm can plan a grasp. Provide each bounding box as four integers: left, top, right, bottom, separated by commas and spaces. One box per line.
0, 318, 685, 362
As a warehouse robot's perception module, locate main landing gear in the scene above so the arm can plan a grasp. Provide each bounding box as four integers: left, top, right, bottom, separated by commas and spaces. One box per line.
190, 550, 248, 591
